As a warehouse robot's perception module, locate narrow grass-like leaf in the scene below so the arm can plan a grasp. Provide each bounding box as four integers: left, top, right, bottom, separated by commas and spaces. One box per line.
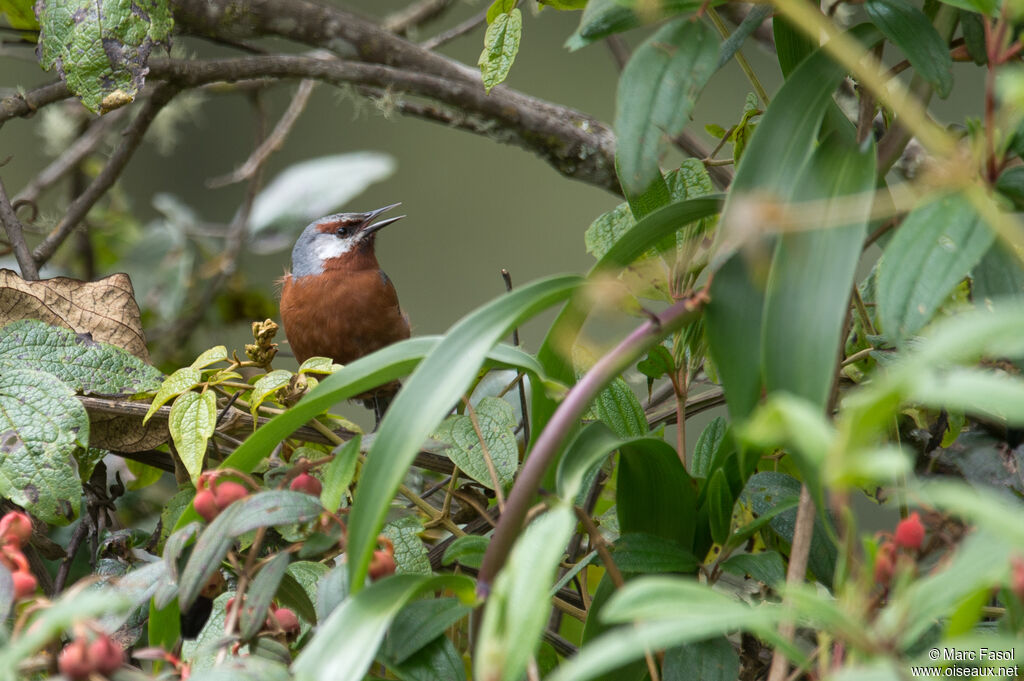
292, 574, 475, 681
615, 19, 719, 197
876, 193, 993, 343
618, 439, 697, 551
347, 275, 581, 589
865, 0, 953, 97
706, 469, 733, 545
383, 597, 472, 665
762, 134, 876, 409
475, 506, 575, 681
663, 637, 739, 681
321, 436, 360, 512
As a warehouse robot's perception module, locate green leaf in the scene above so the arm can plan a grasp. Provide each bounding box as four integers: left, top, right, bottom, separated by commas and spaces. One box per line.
145, 367, 201, 422
615, 19, 719, 197
618, 439, 697, 551
191, 345, 227, 369
539, 0, 586, 8
908, 368, 1024, 424
475, 506, 575, 681
388, 635, 468, 681
383, 516, 432, 575
973, 241, 1024, 302
706, 469, 733, 545
663, 637, 739, 681
762, 133, 876, 409
705, 24, 882, 422
773, 15, 817, 77
239, 552, 291, 640
435, 397, 518, 490
179, 491, 323, 609
960, 10, 987, 64
997, 165, 1024, 209
0, 319, 163, 396
692, 417, 727, 478
591, 377, 648, 438
0, 0, 37, 30
486, 0, 518, 22
720, 551, 787, 586
865, 0, 954, 98
169, 390, 217, 486
876, 192, 994, 343
442, 535, 490, 569
298, 356, 341, 374
321, 436, 360, 511
0, 368, 86, 524
346, 275, 580, 591
280, 562, 325, 624
36, 0, 173, 113
564, 0, 705, 50
611, 533, 697, 573
383, 597, 472, 665
292, 574, 475, 681
478, 8, 522, 93
249, 370, 292, 417
935, 0, 997, 16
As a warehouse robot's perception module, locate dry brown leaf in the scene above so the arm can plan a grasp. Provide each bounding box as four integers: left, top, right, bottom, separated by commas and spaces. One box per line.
0, 269, 150, 362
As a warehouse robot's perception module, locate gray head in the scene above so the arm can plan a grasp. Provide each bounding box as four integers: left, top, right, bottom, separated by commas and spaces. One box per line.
290, 203, 405, 278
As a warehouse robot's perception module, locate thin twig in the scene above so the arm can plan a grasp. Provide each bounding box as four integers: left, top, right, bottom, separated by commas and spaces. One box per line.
14, 108, 125, 207
52, 520, 89, 594
766, 485, 816, 681
32, 83, 179, 266
0, 175, 38, 279
420, 9, 487, 51
501, 268, 531, 449
208, 79, 316, 187
385, 0, 454, 35
605, 35, 631, 70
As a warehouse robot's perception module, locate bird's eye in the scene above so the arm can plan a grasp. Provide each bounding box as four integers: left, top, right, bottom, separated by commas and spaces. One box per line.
336, 226, 353, 238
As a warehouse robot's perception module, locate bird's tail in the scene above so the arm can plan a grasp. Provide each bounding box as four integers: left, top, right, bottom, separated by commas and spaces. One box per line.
360, 380, 401, 429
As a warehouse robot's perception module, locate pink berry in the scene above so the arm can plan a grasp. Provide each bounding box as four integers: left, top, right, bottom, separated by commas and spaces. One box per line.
290, 472, 322, 497
894, 512, 925, 551
58, 638, 92, 680
0, 512, 32, 548
88, 635, 124, 676
213, 481, 249, 509
193, 489, 219, 523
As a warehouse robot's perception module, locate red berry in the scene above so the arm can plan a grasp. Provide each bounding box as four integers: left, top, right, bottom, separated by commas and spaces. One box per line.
290, 472, 322, 497
894, 512, 925, 551
0, 512, 32, 548
1, 545, 29, 574
213, 481, 249, 509
58, 638, 93, 681
11, 570, 36, 600
1012, 557, 1024, 602
271, 607, 300, 633
193, 489, 219, 523
88, 635, 124, 676
874, 542, 895, 587
368, 550, 396, 580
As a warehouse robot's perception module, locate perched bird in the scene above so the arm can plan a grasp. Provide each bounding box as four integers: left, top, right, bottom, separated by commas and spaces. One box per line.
279, 203, 410, 421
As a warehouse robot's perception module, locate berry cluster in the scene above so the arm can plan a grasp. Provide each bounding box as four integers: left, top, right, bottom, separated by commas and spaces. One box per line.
58, 634, 123, 680
0, 511, 37, 601
193, 474, 250, 523
874, 511, 926, 587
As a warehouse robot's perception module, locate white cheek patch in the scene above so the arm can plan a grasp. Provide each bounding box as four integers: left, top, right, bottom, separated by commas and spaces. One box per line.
314, 234, 356, 261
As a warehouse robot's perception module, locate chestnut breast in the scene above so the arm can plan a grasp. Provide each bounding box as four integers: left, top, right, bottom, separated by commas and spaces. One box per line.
280, 267, 411, 366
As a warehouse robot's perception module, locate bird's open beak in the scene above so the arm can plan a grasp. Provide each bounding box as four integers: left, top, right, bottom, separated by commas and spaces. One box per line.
360, 203, 405, 236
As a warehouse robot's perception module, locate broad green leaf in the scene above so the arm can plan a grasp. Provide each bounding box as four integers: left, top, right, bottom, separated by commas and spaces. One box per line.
865, 0, 953, 97
321, 436, 360, 511
997, 166, 1024, 209
960, 10, 987, 64
615, 19, 719, 197
191, 345, 227, 369
0, 0, 37, 29
720, 551, 787, 586
475, 506, 575, 681
298, 356, 341, 374
618, 439, 697, 551
383, 516, 432, 575
293, 575, 475, 681
0, 319, 163, 396
706, 469, 733, 545
249, 370, 292, 417
435, 397, 518, 490
611, 532, 697, 573
546, 577, 782, 681
876, 193, 993, 343
773, 15, 817, 77
705, 25, 881, 422
442, 535, 490, 569
36, 0, 173, 113
388, 635, 468, 681
145, 367, 201, 422
478, 8, 522, 93
590, 377, 647, 438
663, 637, 739, 681
564, 0, 704, 50
973, 241, 1024, 302
762, 134, 876, 409
169, 390, 217, 485
486, 0, 517, 22
280, 562, 324, 624
179, 491, 323, 608
692, 417, 727, 478
383, 597, 472, 665
908, 367, 1024, 424
0, 368, 86, 524
347, 275, 581, 590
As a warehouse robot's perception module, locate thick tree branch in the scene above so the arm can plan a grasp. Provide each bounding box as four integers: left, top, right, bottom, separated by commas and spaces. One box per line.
31, 84, 179, 266
0, 80, 70, 126
147, 55, 620, 193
